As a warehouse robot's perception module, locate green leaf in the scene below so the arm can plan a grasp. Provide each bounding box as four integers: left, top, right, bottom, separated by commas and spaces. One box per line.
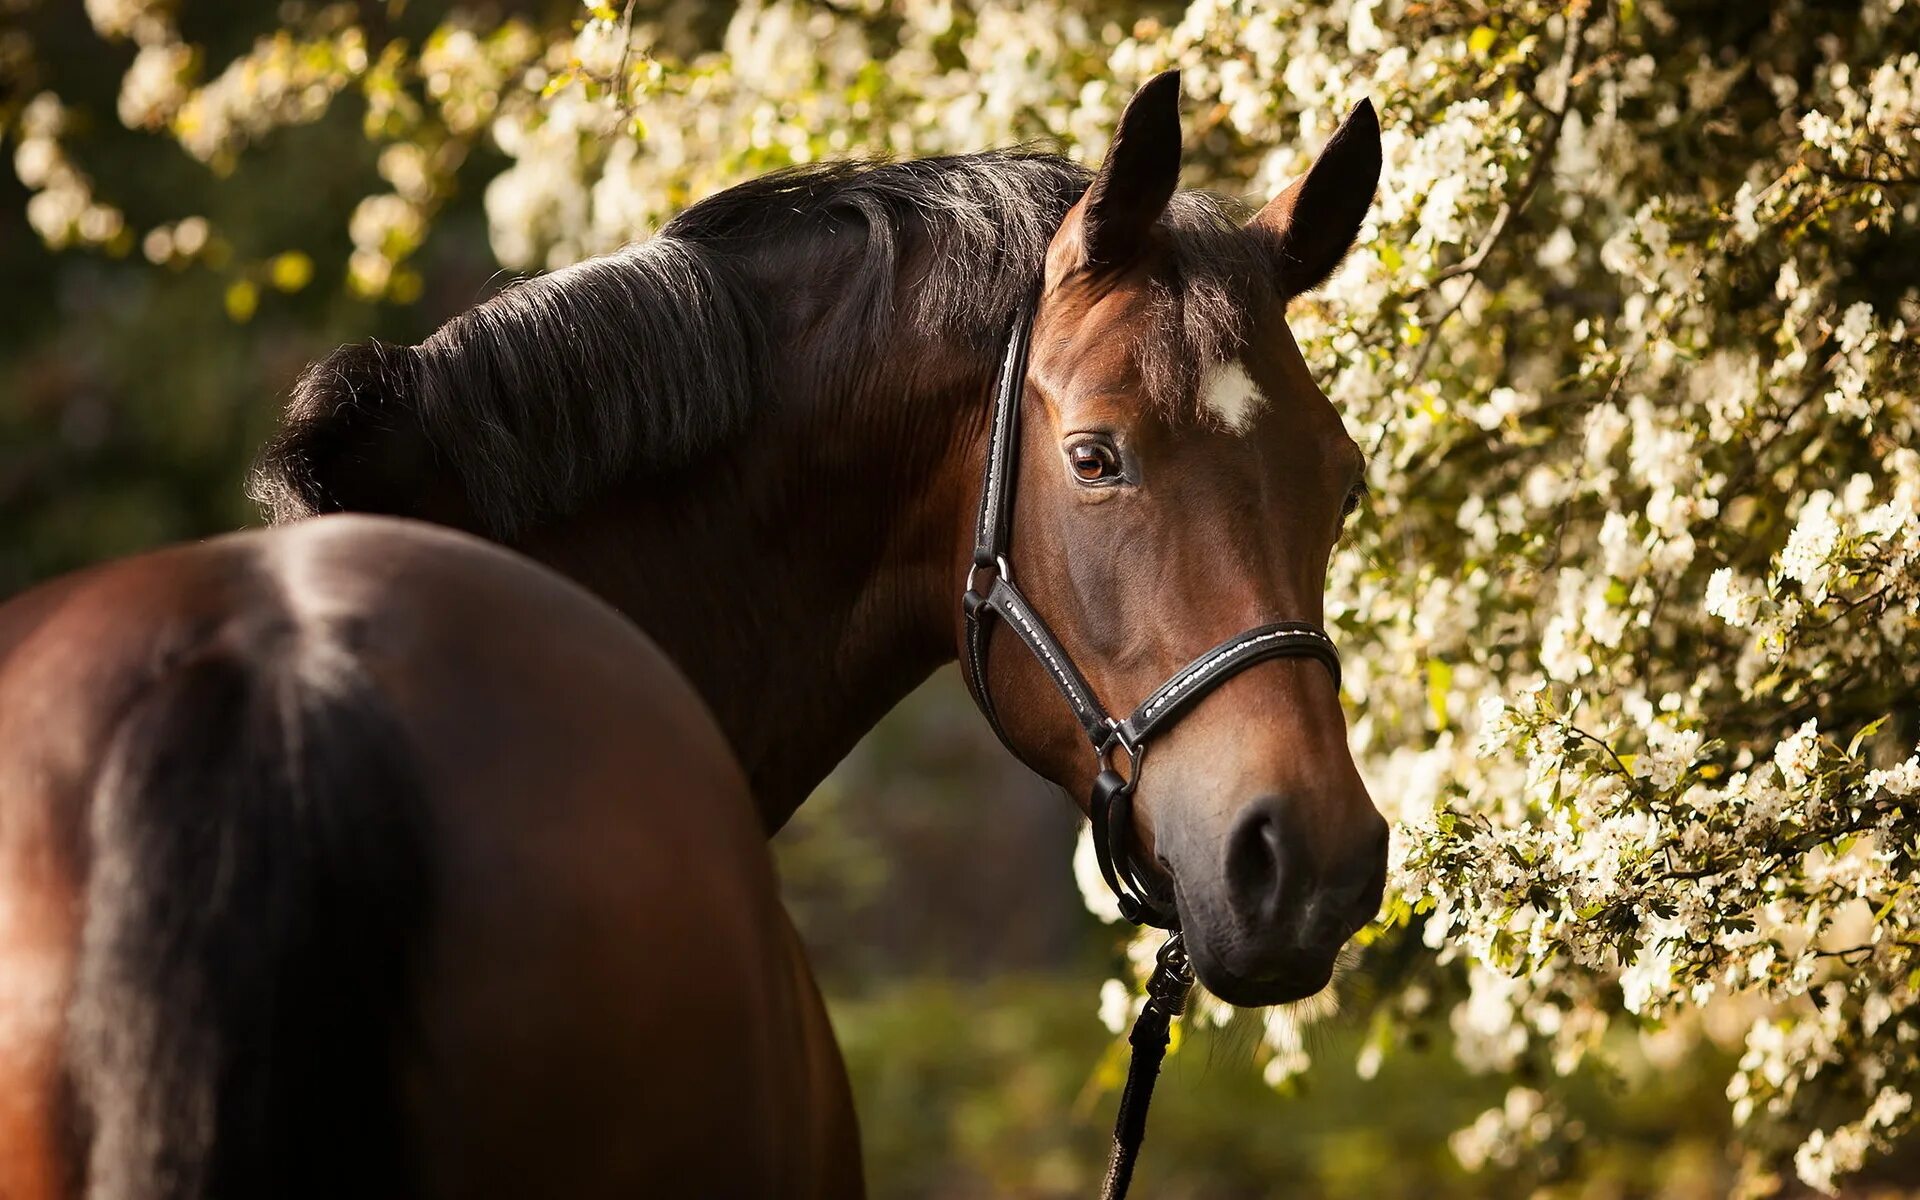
269, 251, 312, 293
1426, 658, 1454, 730
1847, 715, 1889, 758
224, 279, 258, 323
1468, 25, 1497, 58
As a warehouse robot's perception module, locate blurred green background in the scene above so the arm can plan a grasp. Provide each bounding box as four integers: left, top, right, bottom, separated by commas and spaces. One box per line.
3, 2, 1913, 1195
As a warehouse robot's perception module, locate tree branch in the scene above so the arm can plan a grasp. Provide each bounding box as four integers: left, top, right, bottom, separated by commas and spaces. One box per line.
1408, 0, 1594, 304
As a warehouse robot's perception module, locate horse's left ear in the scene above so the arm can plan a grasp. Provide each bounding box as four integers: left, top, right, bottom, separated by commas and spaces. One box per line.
1053, 70, 1184, 276
1249, 99, 1382, 297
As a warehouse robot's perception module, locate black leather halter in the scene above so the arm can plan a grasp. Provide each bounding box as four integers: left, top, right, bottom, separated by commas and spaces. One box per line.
960, 290, 1342, 931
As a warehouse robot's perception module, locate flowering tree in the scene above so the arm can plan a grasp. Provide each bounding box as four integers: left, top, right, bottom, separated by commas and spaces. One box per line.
11, 0, 1920, 1190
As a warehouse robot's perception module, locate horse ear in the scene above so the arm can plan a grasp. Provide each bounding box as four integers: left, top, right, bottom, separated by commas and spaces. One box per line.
1249, 99, 1382, 297
1054, 70, 1184, 274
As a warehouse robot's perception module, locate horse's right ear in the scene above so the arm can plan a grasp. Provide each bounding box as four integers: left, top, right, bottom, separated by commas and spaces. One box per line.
1248, 99, 1382, 297
1050, 70, 1184, 276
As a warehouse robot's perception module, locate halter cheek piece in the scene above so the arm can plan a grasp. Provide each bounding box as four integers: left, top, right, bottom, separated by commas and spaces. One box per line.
959, 290, 1343, 931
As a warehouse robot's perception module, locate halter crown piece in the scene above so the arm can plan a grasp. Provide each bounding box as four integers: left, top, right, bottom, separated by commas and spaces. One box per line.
959, 289, 1343, 1200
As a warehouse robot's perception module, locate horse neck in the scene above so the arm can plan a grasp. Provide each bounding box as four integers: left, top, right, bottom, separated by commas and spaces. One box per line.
510, 339, 991, 831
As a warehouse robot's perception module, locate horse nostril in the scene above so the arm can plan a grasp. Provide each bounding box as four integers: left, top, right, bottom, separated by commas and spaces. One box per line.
1223, 794, 1302, 924
1222, 800, 1387, 946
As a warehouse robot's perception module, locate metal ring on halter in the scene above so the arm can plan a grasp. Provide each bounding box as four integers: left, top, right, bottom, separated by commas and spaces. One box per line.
964, 555, 1012, 598
1097, 720, 1142, 783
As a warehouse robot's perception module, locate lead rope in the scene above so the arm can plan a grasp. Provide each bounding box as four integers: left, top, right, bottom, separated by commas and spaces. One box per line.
1100, 934, 1195, 1200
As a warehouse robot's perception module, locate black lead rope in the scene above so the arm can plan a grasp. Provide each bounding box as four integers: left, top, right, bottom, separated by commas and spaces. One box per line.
959, 289, 1343, 1199
1100, 935, 1194, 1200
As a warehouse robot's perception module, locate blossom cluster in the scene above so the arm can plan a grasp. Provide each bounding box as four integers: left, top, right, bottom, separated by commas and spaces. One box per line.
11, 93, 127, 253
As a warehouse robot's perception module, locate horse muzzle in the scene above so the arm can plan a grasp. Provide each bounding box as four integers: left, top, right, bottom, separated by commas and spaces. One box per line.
1165, 791, 1387, 1007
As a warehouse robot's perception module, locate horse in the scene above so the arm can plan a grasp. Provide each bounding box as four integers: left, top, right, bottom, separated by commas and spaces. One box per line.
0, 516, 858, 1198
259, 69, 1391, 1006
0, 68, 1393, 1196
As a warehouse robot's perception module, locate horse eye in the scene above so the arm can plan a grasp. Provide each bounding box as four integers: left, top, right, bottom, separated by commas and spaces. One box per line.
1068, 441, 1122, 484
1341, 484, 1368, 520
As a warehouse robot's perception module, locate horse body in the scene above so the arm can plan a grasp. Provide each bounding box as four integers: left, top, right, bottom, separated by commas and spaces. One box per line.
0, 516, 857, 1198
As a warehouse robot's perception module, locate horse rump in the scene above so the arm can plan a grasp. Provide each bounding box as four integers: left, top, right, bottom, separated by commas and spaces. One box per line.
68, 633, 431, 1199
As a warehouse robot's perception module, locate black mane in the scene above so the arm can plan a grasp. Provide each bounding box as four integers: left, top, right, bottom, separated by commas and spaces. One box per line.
253, 151, 1266, 536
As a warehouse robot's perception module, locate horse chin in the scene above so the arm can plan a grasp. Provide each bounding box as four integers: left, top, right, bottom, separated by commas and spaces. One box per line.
1175, 902, 1339, 1008
1190, 948, 1335, 1008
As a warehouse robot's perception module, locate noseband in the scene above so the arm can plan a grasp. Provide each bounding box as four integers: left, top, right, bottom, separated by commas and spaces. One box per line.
960, 291, 1343, 931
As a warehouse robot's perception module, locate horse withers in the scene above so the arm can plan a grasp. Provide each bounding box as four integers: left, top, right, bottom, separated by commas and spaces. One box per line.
262, 70, 1391, 1010
0, 516, 857, 1198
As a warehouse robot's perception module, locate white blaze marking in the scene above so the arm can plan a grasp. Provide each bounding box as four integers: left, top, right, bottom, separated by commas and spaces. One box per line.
1199, 358, 1267, 433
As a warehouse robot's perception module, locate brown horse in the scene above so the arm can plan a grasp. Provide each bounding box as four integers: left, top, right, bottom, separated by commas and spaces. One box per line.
0, 69, 1392, 1196
0, 517, 857, 1198
261, 70, 1390, 1004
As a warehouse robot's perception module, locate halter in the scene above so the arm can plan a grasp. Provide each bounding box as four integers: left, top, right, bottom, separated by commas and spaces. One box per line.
960, 288, 1342, 930
959, 288, 1342, 1200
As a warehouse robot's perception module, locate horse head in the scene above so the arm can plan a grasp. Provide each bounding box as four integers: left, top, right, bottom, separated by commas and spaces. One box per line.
969, 71, 1388, 1006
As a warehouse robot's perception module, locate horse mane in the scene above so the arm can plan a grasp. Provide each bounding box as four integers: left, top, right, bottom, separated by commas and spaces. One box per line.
252, 150, 1268, 536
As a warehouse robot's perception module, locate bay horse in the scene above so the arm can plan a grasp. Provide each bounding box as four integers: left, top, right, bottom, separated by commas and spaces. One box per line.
260, 69, 1389, 1003
0, 69, 1392, 1196
0, 516, 857, 1198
